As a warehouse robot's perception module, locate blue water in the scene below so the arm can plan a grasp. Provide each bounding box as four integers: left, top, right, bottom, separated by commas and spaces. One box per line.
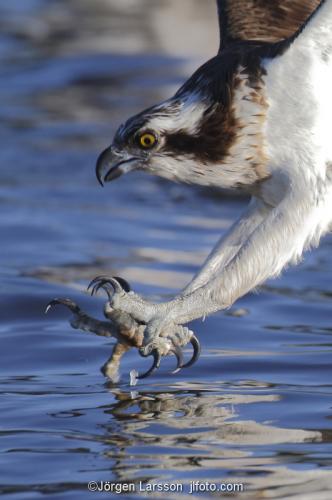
1, 1, 332, 498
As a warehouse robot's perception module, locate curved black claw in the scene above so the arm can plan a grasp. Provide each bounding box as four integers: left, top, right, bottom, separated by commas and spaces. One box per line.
182, 335, 201, 368
88, 276, 130, 297
88, 275, 121, 293
170, 345, 184, 374
89, 279, 114, 299
113, 276, 131, 292
137, 349, 161, 379
45, 298, 81, 315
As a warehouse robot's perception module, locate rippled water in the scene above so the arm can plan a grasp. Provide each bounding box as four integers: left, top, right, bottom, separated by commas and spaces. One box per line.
1, 1, 332, 498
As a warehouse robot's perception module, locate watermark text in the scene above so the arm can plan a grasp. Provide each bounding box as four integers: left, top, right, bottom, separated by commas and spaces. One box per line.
87, 480, 244, 494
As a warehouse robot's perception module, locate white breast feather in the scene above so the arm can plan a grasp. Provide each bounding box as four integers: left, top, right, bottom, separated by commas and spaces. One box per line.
261, 0, 332, 251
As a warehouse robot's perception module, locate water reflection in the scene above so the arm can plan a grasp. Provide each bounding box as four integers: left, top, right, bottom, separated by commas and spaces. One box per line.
102, 387, 318, 447
53, 384, 327, 497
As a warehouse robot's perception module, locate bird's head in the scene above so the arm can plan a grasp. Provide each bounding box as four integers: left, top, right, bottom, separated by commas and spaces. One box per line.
96, 92, 217, 186
96, 54, 268, 190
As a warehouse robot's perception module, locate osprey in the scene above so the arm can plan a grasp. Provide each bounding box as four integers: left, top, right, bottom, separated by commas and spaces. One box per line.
47, 0, 332, 382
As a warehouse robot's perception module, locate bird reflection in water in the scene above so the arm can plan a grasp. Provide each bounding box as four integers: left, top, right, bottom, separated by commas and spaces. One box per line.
71, 384, 323, 495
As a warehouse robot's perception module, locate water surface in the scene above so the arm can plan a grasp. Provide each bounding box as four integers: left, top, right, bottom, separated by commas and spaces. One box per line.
1, 1, 332, 498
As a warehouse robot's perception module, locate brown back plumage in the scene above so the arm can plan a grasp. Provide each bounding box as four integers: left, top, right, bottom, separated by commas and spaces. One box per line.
217, 0, 324, 50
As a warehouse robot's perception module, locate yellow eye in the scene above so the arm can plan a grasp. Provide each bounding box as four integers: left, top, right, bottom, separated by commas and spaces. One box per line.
139, 132, 157, 149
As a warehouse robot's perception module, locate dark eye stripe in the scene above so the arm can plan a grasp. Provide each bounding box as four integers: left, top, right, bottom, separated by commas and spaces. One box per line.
164, 101, 238, 163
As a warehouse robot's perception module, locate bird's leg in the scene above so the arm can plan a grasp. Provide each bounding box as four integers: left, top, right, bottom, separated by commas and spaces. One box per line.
54, 298, 134, 381
92, 198, 268, 322
86, 199, 268, 368
101, 342, 131, 382
45, 298, 118, 337
88, 278, 191, 376
45, 296, 156, 380
105, 192, 321, 364
181, 197, 269, 295
46, 286, 183, 379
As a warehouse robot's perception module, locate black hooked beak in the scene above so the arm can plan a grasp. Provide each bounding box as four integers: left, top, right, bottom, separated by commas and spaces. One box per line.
95, 147, 138, 186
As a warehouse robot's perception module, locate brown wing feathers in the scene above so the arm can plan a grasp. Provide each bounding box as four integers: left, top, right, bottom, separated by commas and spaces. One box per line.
217, 0, 323, 50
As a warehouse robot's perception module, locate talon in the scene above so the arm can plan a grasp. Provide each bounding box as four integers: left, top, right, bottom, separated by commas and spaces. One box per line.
137, 349, 161, 379
96, 283, 113, 300
87, 276, 126, 295
182, 334, 201, 368
90, 280, 113, 299
113, 276, 131, 292
87, 275, 109, 291
45, 298, 80, 315
170, 345, 184, 374
106, 276, 127, 293
89, 282, 101, 297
